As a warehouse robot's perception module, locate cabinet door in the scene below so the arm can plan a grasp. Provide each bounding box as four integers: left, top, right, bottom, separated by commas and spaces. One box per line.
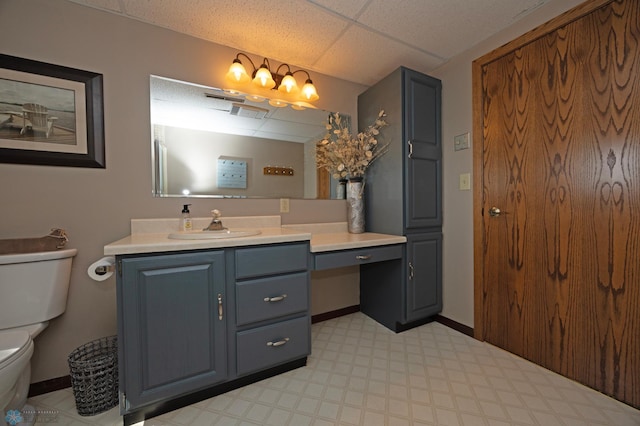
119, 251, 227, 411
404, 69, 442, 229
405, 232, 442, 322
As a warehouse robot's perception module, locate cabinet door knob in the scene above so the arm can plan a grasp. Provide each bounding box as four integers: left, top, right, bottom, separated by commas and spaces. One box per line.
264, 295, 287, 302
267, 338, 290, 347
217, 293, 223, 320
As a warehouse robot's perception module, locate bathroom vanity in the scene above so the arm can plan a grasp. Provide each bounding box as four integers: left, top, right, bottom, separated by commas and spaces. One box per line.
104, 216, 406, 424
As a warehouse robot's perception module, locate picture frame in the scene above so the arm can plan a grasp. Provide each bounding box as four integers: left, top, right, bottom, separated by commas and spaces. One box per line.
0, 54, 105, 168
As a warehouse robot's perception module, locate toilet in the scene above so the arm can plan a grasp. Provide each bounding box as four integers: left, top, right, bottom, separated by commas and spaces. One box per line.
0, 248, 77, 420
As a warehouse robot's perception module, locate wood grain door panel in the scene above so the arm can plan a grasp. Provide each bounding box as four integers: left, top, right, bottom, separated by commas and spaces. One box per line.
474, 0, 639, 408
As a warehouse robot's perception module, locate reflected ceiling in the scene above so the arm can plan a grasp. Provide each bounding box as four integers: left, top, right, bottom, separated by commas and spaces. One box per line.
151, 76, 328, 143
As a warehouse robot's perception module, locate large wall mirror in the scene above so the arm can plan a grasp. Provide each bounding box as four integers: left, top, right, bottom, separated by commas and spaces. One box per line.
150, 76, 343, 199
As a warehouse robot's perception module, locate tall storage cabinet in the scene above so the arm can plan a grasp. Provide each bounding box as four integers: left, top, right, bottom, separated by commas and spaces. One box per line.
358, 66, 442, 331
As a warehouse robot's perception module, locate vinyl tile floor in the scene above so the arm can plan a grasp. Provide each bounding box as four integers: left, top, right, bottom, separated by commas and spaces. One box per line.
26, 312, 640, 425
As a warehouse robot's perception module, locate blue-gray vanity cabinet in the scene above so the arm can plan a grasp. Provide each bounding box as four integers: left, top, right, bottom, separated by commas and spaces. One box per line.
234, 243, 311, 377
117, 251, 227, 412
116, 242, 311, 425
358, 66, 443, 332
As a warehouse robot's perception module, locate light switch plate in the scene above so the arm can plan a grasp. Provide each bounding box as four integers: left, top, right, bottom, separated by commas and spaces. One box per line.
454, 133, 470, 151
459, 173, 471, 190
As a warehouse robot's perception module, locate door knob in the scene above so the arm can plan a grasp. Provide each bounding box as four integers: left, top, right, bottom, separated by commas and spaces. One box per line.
488, 206, 502, 217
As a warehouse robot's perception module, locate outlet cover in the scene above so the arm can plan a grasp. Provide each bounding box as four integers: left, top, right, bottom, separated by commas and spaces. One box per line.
280, 198, 290, 213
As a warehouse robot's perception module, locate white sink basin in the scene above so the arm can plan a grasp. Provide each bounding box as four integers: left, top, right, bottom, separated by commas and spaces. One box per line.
168, 229, 262, 240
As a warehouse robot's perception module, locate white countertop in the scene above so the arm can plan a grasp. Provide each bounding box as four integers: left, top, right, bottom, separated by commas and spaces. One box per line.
104, 217, 406, 256
104, 227, 311, 255
308, 232, 406, 253
282, 222, 406, 252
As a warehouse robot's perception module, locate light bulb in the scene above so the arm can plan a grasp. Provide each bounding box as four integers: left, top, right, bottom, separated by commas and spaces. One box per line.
253, 65, 275, 89
225, 60, 250, 84
278, 73, 298, 94
301, 79, 319, 101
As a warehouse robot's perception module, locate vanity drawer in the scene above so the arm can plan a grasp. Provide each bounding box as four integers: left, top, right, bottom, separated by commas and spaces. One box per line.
236, 243, 308, 279
236, 272, 308, 326
313, 244, 403, 270
236, 316, 310, 376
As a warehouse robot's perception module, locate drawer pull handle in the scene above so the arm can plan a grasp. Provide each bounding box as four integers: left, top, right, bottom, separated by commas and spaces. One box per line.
217, 293, 223, 320
264, 295, 287, 303
356, 255, 372, 261
267, 338, 290, 347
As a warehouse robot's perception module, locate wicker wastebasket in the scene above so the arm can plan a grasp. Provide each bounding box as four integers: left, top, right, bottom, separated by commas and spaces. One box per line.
67, 336, 118, 416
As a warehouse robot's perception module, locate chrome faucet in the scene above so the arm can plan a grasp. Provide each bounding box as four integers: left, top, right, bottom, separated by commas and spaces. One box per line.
203, 209, 227, 231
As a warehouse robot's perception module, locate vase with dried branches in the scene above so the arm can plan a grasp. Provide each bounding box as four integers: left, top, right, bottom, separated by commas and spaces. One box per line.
316, 110, 388, 233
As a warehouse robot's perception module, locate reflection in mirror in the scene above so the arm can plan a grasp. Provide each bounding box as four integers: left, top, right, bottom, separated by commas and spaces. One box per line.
150, 76, 347, 199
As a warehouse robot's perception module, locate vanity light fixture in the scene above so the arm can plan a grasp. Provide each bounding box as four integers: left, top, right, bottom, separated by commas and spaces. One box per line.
225, 53, 319, 108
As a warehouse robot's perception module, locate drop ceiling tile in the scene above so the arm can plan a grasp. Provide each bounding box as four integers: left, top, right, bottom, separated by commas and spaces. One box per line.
307, 0, 370, 19
357, 0, 548, 59
315, 25, 443, 86
67, 0, 123, 13
119, 0, 348, 68
66, 0, 553, 86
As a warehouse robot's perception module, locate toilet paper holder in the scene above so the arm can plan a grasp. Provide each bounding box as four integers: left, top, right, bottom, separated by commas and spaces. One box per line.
88, 256, 117, 281
94, 264, 114, 275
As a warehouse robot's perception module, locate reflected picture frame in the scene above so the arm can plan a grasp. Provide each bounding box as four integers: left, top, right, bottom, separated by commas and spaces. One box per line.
0, 54, 105, 168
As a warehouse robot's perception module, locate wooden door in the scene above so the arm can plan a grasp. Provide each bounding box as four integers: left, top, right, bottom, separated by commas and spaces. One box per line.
317, 168, 330, 199
473, 0, 640, 408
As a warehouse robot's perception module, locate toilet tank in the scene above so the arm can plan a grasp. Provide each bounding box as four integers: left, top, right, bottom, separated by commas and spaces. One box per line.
0, 248, 77, 330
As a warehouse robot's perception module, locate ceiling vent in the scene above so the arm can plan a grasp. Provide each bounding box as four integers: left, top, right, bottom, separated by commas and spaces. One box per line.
202, 92, 245, 112
230, 103, 269, 119
204, 92, 244, 103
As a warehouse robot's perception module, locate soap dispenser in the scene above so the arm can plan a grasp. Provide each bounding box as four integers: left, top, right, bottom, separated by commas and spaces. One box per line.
181, 204, 192, 231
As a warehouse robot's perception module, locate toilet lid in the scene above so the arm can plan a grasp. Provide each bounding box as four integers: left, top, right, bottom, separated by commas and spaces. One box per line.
0, 330, 31, 366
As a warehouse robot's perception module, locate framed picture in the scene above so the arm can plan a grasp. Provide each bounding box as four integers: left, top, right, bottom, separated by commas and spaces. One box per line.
0, 54, 105, 168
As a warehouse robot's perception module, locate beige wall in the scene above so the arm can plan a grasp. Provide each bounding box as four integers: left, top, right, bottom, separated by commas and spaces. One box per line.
430, 0, 585, 327
0, 0, 366, 382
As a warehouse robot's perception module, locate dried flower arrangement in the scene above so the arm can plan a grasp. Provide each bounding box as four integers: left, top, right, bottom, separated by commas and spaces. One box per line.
316, 110, 388, 179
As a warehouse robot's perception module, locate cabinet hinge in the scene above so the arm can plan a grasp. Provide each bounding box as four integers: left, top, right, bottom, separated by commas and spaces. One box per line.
117, 259, 122, 277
